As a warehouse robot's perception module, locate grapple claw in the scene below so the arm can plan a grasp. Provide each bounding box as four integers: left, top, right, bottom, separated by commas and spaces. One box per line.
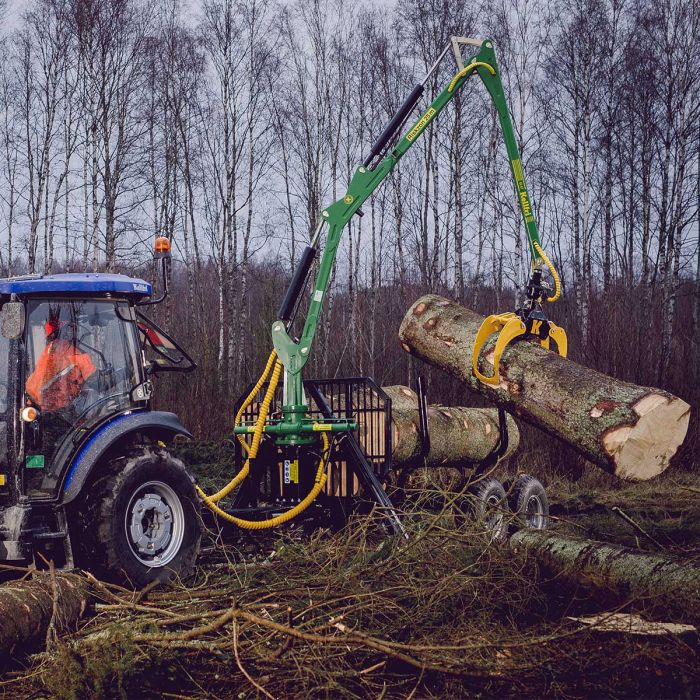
472, 314, 568, 386
547, 322, 567, 358
472, 313, 526, 385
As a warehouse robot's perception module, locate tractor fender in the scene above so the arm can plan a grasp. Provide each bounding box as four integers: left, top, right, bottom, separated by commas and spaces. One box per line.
60, 411, 192, 505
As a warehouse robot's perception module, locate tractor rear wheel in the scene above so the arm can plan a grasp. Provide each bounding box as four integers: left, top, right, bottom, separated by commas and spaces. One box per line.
74, 446, 202, 587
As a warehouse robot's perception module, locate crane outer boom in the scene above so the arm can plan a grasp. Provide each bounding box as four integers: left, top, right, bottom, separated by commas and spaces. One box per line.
272, 38, 544, 440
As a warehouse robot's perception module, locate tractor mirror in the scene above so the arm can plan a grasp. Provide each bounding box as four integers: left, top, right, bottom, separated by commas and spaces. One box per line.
1, 302, 25, 340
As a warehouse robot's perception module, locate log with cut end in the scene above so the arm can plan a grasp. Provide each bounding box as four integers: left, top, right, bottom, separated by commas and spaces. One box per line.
382, 385, 519, 469
0, 573, 90, 656
399, 295, 690, 480
510, 530, 700, 625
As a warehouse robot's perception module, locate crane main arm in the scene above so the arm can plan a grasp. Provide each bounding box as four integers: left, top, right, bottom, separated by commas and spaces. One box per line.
200, 37, 567, 530
267, 37, 565, 444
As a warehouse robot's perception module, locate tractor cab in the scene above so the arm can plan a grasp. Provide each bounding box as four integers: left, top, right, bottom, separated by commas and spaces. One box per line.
4, 275, 150, 498
0, 270, 201, 585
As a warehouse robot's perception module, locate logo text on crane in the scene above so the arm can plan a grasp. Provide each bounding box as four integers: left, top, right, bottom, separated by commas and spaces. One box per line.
406, 107, 437, 142
512, 159, 535, 223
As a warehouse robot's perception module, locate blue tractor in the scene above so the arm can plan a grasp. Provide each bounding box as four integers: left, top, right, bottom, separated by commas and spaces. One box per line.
0, 247, 202, 586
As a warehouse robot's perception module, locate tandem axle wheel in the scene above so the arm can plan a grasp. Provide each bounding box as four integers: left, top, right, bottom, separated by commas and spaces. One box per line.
467, 474, 549, 539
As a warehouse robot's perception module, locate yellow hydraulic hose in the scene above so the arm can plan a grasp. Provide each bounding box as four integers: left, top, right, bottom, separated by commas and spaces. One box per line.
448, 60, 496, 92
196, 347, 331, 529
234, 349, 279, 456
198, 432, 330, 530
533, 241, 561, 303
197, 350, 280, 504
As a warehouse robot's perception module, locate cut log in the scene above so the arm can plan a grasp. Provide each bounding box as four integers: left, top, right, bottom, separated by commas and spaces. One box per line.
382, 385, 519, 469
510, 530, 700, 625
0, 573, 90, 656
399, 295, 690, 480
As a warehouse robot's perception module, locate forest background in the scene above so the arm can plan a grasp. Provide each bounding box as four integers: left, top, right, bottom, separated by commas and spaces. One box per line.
1, 0, 698, 475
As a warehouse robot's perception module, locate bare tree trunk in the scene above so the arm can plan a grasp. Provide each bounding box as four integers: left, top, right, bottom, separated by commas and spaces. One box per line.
0, 574, 90, 655
511, 530, 700, 625
452, 93, 464, 300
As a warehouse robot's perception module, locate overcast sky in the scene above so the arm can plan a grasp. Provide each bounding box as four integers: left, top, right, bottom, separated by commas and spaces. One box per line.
4, 0, 398, 31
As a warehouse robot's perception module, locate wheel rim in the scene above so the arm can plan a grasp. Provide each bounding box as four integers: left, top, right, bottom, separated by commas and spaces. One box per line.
525, 494, 545, 529
484, 493, 505, 538
125, 480, 185, 567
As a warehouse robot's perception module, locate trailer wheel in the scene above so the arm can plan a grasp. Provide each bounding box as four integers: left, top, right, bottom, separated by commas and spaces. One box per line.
511, 474, 548, 530
461, 477, 509, 541
74, 446, 202, 587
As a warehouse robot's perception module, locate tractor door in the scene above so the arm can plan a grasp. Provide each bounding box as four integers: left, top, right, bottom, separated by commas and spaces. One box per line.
22, 299, 143, 497
0, 334, 15, 492
136, 313, 195, 374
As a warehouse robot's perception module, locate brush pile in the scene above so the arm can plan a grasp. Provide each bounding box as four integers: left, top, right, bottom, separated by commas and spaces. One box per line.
2, 493, 697, 699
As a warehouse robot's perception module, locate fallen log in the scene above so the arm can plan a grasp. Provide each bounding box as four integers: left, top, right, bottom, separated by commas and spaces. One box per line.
399, 295, 690, 480
0, 573, 90, 657
382, 385, 519, 469
510, 530, 700, 625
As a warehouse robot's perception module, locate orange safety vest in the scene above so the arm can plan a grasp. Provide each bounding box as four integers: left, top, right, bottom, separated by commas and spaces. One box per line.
26, 339, 97, 412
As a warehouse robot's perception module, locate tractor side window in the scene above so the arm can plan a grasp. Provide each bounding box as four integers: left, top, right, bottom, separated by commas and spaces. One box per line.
136, 313, 195, 373
23, 300, 142, 490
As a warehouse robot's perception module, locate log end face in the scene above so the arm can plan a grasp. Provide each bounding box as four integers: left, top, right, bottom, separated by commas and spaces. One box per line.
604, 395, 691, 481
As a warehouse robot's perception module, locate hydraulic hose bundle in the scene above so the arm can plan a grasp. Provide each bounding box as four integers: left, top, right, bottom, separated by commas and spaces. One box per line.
196, 350, 330, 529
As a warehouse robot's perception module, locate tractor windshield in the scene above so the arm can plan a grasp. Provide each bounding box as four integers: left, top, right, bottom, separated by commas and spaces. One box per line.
25, 300, 141, 419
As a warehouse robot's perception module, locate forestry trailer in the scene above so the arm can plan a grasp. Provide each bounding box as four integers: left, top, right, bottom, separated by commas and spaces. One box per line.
0, 38, 562, 584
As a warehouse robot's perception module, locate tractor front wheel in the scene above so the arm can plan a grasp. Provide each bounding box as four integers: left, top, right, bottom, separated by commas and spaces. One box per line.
74, 446, 202, 587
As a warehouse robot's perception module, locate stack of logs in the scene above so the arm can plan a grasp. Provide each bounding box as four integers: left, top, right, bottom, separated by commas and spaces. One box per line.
380, 384, 518, 470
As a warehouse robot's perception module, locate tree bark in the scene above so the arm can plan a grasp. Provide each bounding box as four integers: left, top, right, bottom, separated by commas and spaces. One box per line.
399, 295, 690, 480
0, 573, 90, 656
382, 386, 519, 469
510, 530, 700, 625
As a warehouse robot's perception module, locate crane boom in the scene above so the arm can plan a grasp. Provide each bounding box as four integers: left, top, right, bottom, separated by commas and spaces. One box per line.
269, 37, 564, 439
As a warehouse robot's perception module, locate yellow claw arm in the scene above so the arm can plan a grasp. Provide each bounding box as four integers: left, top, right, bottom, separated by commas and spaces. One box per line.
472, 314, 568, 386
547, 323, 567, 358
471, 313, 526, 385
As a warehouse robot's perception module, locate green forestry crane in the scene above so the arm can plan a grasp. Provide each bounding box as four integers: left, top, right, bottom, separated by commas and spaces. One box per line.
196, 37, 566, 529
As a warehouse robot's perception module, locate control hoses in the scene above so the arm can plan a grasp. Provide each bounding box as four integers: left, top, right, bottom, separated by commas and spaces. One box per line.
198, 432, 330, 530
195, 349, 331, 530
533, 241, 561, 303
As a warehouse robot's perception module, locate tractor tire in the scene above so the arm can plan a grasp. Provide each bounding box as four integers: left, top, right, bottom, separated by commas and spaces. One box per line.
455, 477, 509, 541
510, 474, 548, 530
73, 446, 202, 587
